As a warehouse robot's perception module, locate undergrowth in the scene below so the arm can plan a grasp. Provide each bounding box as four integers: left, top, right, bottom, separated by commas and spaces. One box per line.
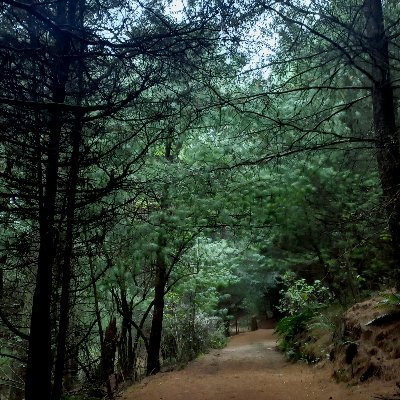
275, 275, 339, 361
367, 292, 400, 326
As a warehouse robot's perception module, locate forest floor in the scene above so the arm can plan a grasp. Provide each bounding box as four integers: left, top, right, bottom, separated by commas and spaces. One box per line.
120, 327, 397, 400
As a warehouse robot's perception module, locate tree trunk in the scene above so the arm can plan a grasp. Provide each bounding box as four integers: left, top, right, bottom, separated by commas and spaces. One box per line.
365, 0, 400, 288
25, 4, 72, 397
146, 245, 167, 375
52, 111, 83, 400
89, 255, 114, 399
117, 292, 134, 380
52, 6, 83, 391
25, 108, 61, 400
127, 324, 134, 377
146, 144, 172, 376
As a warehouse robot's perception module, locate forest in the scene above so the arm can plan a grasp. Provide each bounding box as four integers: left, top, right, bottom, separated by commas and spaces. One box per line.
1, 0, 400, 399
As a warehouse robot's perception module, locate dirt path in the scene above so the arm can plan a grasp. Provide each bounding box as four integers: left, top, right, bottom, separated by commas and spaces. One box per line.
121, 329, 394, 400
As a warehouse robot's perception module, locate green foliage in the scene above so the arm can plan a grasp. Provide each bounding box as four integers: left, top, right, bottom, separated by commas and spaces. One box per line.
162, 309, 227, 364
275, 272, 338, 361
272, 156, 388, 302
209, 329, 228, 349
160, 238, 237, 365
275, 310, 314, 359
276, 305, 343, 362
2, 0, 400, 393
275, 309, 314, 342
277, 272, 332, 316
377, 292, 400, 308
366, 292, 400, 326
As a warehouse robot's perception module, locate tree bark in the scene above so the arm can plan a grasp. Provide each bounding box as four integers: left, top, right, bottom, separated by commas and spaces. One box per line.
89, 254, 114, 399
52, 110, 83, 400
146, 138, 174, 376
365, 0, 400, 287
117, 291, 134, 379
52, 3, 83, 392
25, 97, 62, 400
146, 245, 167, 375
25, 2, 72, 398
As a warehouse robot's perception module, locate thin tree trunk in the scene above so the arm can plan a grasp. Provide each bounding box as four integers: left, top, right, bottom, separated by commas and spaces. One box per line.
117, 291, 134, 379
146, 137, 182, 375
365, 0, 400, 288
131, 301, 153, 378
127, 322, 134, 377
89, 256, 113, 399
52, 110, 83, 400
146, 247, 167, 375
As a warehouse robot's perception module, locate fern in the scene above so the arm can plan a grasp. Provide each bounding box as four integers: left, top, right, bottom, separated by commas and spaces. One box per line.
275, 309, 314, 340
367, 292, 400, 326
379, 293, 400, 307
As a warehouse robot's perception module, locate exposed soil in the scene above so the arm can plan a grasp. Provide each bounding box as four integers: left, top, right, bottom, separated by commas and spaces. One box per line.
121, 328, 396, 400
333, 295, 400, 383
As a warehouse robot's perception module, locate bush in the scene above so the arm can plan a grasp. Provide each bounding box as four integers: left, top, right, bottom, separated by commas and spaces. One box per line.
275, 272, 335, 361
162, 309, 227, 365
277, 272, 332, 316
275, 309, 314, 359
276, 304, 343, 362
275, 309, 314, 339
209, 328, 228, 349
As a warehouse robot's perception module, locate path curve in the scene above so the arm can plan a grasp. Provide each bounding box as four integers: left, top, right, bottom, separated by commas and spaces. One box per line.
121, 329, 393, 400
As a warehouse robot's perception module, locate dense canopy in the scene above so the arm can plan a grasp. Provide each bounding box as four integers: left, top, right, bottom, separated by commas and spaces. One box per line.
1, 0, 400, 399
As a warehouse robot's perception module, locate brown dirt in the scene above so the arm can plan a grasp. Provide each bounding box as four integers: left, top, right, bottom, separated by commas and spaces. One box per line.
333, 295, 400, 383
121, 329, 396, 400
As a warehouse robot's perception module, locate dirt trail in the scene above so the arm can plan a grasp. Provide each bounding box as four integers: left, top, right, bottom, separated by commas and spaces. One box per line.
121, 329, 395, 400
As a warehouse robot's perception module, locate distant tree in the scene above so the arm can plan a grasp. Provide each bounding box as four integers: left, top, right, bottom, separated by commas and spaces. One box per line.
232, 0, 400, 286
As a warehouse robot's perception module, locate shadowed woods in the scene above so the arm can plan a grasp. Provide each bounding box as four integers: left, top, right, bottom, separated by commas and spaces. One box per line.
2, 0, 400, 399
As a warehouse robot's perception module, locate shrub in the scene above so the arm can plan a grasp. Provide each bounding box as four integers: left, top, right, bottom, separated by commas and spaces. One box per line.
162, 310, 227, 365
209, 328, 228, 349
275, 309, 314, 359
277, 272, 332, 316
275, 272, 335, 361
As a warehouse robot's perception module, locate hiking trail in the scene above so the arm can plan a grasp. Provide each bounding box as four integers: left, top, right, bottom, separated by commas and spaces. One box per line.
121, 329, 394, 400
